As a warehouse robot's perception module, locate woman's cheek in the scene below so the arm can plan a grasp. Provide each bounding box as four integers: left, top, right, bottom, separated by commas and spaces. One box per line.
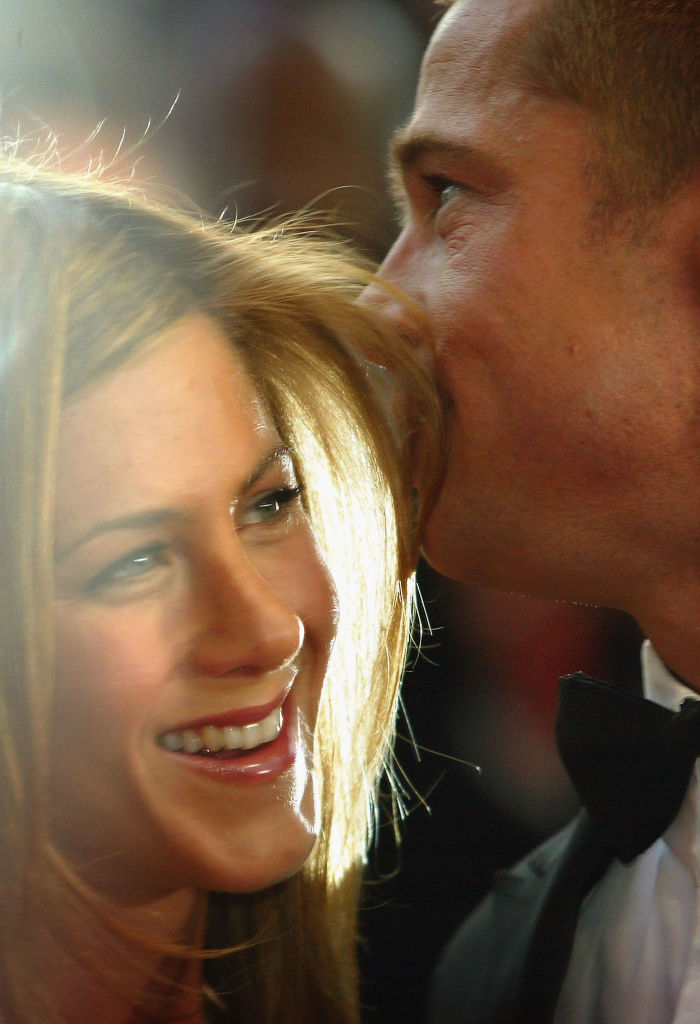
53, 606, 173, 727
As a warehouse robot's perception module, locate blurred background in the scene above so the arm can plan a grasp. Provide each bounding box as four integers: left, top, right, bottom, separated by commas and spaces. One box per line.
0, 2, 643, 1020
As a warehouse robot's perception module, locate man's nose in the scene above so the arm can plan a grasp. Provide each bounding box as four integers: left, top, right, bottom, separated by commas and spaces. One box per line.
191, 546, 303, 681
364, 233, 425, 338
360, 242, 436, 395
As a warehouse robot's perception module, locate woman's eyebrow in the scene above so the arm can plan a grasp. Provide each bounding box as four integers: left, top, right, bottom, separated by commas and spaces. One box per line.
55, 508, 193, 562
56, 445, 296, 562
244, 444, 295, 490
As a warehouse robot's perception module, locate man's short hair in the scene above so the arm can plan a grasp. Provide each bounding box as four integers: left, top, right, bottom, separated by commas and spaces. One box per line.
436, 0, 700, 215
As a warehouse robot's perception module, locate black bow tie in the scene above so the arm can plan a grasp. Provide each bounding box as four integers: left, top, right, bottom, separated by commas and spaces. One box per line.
556, 672, 700, 863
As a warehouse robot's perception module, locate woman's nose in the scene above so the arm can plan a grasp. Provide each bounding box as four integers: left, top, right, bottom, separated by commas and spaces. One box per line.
191, 546, 303, 681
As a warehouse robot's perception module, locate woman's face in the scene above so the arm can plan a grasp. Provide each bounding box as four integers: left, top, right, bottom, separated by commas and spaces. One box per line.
52, 315, 337, 903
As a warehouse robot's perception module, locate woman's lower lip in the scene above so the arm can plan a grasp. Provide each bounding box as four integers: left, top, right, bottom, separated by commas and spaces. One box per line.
161, 706, 298, 784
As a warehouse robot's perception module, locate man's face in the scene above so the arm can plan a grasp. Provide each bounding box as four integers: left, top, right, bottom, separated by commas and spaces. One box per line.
380, 0, 699, 609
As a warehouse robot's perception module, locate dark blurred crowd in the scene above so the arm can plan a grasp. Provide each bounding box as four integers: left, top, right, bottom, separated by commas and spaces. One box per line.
0, 3, 643, 1020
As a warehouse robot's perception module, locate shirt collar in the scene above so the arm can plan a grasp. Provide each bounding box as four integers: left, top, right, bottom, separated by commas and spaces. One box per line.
642, 639, 697, 711
642, 640, 700, 882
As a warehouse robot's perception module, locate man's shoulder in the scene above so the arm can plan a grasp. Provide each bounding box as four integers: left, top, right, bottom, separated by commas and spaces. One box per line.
443, 816, 582, 955
494, 815, 583, 890
426, 813, 611, 1024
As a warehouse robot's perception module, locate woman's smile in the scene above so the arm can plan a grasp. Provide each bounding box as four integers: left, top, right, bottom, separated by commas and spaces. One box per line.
157, 669, 295, 756
156, 681, 304, 781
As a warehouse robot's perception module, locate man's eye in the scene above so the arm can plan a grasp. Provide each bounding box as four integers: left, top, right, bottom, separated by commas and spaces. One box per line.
424, 175, 465, 208
86, 544, 170, 591
241, 486, 303, 527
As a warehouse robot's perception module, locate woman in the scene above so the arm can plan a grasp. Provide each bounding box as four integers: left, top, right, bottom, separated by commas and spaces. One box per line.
0, 155, 443, 1023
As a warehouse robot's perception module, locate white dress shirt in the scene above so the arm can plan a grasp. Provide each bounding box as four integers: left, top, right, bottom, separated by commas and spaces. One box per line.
554, 641, 700, 1024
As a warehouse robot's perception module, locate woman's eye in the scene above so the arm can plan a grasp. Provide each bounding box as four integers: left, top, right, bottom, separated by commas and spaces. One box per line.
85, 543, 171, 592
241, 486, 303, 527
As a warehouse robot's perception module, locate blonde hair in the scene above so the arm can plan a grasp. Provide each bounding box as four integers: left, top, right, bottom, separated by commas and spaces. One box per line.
0, 157, 444, 1022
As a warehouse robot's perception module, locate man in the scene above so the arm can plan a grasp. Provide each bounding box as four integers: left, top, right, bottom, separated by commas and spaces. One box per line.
371, 0, 700, 1021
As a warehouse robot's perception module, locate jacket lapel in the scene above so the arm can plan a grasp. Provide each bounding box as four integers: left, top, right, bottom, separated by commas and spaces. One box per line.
518, 811, 614, 1021
428, 811, 614, 1023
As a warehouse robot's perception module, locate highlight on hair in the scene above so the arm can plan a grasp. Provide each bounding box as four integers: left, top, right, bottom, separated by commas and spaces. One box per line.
0, 152, 445, 1023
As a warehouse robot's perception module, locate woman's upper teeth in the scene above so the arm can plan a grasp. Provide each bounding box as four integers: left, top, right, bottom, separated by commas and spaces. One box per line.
160, 706, 282, 754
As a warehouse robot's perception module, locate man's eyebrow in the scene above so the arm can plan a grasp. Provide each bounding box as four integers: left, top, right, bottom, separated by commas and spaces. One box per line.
389, 128, 509, 188
390, 128, 476, 171
56, 444, 296, 561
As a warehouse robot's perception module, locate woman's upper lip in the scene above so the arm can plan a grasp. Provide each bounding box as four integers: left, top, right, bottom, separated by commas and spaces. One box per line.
163, 678, 296, 733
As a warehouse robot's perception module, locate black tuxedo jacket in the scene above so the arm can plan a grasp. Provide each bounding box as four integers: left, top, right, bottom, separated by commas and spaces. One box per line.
426, 811, 616, 1024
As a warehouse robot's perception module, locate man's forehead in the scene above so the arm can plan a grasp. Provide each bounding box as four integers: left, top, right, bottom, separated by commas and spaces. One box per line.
423, 0, 541, 85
